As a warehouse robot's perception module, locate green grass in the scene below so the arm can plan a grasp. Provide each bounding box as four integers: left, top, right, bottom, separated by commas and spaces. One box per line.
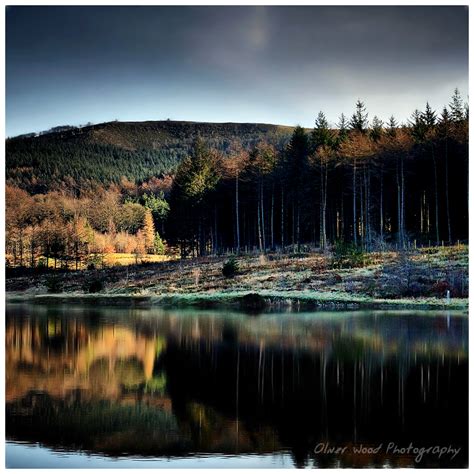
8, 289, 467, 311
6, 245, 469, 312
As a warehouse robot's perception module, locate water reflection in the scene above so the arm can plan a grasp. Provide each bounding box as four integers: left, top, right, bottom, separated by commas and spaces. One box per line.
6, 304, 468, 468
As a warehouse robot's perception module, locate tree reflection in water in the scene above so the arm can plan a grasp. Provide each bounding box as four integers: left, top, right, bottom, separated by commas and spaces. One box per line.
6, 304, 468, 468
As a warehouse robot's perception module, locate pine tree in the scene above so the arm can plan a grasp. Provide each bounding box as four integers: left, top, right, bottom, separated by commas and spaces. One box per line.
286, 126, 310, 250
350, 100, 369, 133
312, 111, 333, 149
337, 113, 349, 145
154, 232, 165, 255
370, 116, 384, 142
422, 102, 437, 128
439, 106, 452, 243
387, 115, 398, 138
409, 109, 426, 141
420, 103, 439, 245
168, 138, 221, 256
449, 87, 464, 123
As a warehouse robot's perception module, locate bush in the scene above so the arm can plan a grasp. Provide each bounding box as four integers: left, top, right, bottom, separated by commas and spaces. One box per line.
45, 275, 63, 293
83, 278, 104, 293
371, 252, 433, 298
222, 257, 239, 278
331, 242, 367, 269
431, 280, 452, 298
239, 292, 266, 313
154, 232, 166, 255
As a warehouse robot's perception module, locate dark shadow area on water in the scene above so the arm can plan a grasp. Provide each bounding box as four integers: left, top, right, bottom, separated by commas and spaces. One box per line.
5, 303, 468, 468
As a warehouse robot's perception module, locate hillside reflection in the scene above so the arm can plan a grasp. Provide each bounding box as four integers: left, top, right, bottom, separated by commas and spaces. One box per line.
6, 304, 468, 468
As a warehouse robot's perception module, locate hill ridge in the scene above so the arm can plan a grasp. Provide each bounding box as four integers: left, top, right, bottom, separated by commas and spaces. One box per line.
6, 119, 296, 192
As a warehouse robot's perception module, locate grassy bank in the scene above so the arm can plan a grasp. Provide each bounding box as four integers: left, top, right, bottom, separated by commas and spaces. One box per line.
6, 290, 467, 312
6, 245, 468, 312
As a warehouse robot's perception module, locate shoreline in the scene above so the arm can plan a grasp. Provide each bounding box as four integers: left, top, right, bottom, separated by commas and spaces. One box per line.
6, 290, 468, 312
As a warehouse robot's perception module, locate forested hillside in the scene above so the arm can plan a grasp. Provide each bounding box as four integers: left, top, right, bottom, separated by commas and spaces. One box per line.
5, 90, 468, 269
6, 120, 293, 192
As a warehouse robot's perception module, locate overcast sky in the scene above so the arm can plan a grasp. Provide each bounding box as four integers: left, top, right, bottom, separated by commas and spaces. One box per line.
6, 6, 468, 137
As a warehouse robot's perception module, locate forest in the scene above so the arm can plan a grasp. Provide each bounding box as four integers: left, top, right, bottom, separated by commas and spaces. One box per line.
6, 120, 292, 193
5, 89, 468, 269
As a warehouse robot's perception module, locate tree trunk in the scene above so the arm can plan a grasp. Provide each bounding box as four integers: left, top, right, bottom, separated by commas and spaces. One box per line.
260, 182, 266, 251
420, 194, 424, 234
296, 206, 300, 252
291, 197, 295, 247
319, 159, 324, 248
379, 164, 384, 238
352, 158, 357, 244
359, 178, 364, 247
214, 206, 218, 254
281, 187, 285, 249
400, 155, 405, 247
271, 185, 274, 250
396, 160, 401, 245
444, 138, 452, 243
320, 159, 328, 250
431, 144, 440, 245
257, 191, 263, 253
235, 171, 240, 252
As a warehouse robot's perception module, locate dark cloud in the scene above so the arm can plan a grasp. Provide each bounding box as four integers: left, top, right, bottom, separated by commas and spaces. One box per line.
6, 6, 468, 136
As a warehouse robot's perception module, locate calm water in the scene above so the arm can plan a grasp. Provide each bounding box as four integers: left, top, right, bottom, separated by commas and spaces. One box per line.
5, 303, 468, 468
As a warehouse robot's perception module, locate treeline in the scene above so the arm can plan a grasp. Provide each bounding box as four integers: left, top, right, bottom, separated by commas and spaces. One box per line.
6, 121, 292, 193
6, 89, 468, 267
6, 139, 179, 194
6, 179, 169, 269
167, 90, 468, 256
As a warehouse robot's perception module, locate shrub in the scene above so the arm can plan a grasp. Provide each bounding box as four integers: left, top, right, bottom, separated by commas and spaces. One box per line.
331, 242, 367, 269
222, 257, 239, 278
83, 278, 104, 293
239, 293, 266, 313
154, 232, 166, 255
45, 275, 63, 293
431, 280, 452, 298
371, 252, 434, 298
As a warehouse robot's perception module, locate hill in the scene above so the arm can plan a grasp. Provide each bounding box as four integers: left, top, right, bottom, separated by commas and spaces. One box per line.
6, 120, 295, 193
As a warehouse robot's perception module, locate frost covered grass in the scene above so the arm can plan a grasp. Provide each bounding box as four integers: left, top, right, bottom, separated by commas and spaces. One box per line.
6, 245, 468, 311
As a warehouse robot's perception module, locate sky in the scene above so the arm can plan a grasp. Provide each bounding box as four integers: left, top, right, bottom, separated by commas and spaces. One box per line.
6, 6, 469, 137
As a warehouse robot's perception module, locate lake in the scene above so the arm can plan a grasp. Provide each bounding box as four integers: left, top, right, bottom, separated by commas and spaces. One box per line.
5, 303, 468, 468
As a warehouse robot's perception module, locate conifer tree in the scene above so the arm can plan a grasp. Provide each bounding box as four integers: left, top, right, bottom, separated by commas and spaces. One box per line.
286, 126, 310, 249
387, 115, 398, 137
370, 116, 384, 142
422, 102, 437, 128
350, 100, 369, 133
312, 111, 333, 149
336, 113, 349, 145
449, 87, 464, 123
143, 209, 155, 253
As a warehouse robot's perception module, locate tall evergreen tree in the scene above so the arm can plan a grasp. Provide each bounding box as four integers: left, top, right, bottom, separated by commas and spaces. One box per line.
449, 87, 464, 123
337, 113, 349, 144
409, 109, 426, 142
286, 127, 310, 250
370, 116, 384, 142
168, 138, 221, 256
422, 102, 437, 128
350, 100, 369, 133
387, 115, 398, 137
312, 111, 334, 149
